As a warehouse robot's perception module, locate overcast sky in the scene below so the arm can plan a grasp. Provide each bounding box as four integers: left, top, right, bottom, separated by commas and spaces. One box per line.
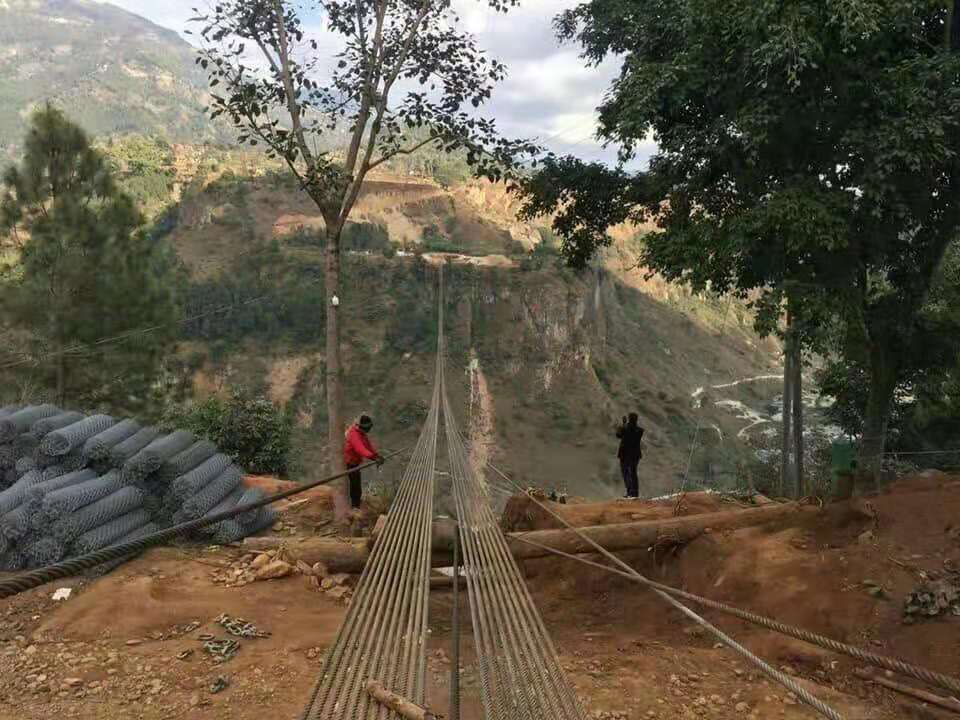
98, 0, 655, 167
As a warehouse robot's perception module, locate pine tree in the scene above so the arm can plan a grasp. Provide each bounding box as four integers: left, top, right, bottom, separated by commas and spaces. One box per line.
0, 105, 181, 413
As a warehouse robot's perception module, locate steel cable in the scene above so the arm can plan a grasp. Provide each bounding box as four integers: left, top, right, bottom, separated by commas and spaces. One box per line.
508, 534, 960, 698
0, 451, 406, 598
488, 464, 844, 720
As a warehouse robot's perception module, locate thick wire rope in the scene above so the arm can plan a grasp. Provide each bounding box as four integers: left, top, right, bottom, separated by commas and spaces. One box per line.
440, 317, 586, 719
302, 269, 445, 720
506, 534, 960, 697
487, 463, 844, 720
450, 525, 461, 720
0, 450, 407, 599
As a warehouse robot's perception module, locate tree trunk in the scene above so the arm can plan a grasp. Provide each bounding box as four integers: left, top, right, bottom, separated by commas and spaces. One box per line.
791, 337, 804, 497
509, 502, 811, 560
326, 227, 348, 521
859, 348, 898, 490
780, 311, 795, 497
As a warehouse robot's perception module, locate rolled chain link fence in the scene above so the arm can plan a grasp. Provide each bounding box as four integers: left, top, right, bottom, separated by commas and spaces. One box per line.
0, 405, 274, 573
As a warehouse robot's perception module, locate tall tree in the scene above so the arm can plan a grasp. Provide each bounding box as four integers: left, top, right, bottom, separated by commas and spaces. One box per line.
192, 0, 535, 517
518, 0, 960, 482
0, 106, 181, 414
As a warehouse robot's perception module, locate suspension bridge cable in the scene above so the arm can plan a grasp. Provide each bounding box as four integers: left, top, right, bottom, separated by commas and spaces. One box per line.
507, 533, 960, 697
486, 462, 844, 720
0, 449, 409, 599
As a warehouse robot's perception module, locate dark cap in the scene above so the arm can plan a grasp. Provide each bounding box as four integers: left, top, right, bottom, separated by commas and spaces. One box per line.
359, 415, 373, 431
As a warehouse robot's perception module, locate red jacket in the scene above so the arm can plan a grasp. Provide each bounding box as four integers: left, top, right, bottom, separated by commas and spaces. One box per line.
344, 424, 378, 467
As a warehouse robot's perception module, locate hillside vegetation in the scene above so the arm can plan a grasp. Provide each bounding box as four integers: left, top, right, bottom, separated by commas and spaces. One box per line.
138, 146, 781, 497
0, 0, 230, 156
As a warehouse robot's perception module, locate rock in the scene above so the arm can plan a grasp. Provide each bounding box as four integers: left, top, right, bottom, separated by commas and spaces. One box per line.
254, 560, 294, 581
311, 561, 330, 578
190, 692, 201, 707
326, 586, 351, 601
328, 573, 351, 587
296, 560, 315, 576
250, 554, 272, 570
64, 678, 83, 688
24, 645, 37, 655
125, 639, 142, 646
735, 701, 750, 713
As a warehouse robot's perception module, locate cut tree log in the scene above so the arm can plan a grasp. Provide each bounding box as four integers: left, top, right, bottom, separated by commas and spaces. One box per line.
365, 680, 439, 719
507, 503, 813, 560
854, 670, 960, 715
243, 504, 812, 572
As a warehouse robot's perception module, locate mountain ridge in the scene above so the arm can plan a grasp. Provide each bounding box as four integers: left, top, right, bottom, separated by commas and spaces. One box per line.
0, 0, 231, 156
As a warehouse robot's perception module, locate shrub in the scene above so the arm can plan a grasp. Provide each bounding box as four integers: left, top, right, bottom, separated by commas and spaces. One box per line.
163, 388, 293, 475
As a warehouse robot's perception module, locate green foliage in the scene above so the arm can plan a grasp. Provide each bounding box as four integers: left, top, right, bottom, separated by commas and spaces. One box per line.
342, 221, 390, 252
422, 223, 460, 253
520, 0, 960, 462
0, 106, 182, 414
0, 1, 233, 151
184, 241, 326, 345
163, 388, 293, 475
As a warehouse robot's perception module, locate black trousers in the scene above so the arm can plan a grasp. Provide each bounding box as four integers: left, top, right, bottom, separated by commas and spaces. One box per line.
620, 458, 640, 498
348, 465, 363, 508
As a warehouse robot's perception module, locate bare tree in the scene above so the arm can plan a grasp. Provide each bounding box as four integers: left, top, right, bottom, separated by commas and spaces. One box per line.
191, 0, 536, 518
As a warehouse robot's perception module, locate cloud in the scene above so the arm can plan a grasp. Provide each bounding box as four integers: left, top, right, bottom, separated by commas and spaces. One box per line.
93, 0, 654, 167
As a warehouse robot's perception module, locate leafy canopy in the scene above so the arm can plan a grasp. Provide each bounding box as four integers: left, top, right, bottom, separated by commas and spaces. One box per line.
191, 0, 538, 229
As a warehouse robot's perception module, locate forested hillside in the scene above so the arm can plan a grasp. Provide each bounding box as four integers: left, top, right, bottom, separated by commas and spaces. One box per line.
0, 0, 230, 156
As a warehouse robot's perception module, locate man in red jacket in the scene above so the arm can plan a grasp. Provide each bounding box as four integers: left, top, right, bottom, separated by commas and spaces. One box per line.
344, 415, 383, 509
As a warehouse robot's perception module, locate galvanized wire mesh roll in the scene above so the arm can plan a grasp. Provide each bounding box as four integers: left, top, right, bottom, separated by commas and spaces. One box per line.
40, 470, 125, 523
178, 465, 242, 521
12, 433, 39, 459
0, 405, 19, 418
34, 450, 61, 470
87, 521, 159, 576
41, 465, 65, 480
0, 533, 7, 556
108, 426, 160, 468
197, 486, 244, 537
72, 508, 153, 554
121, 431, 196, 483
210, 518, 247, 544
27, 469, 98, 529
0, 405, 59, 442
82, 419, 141, 461
1, 548, 24, 572
0, 444, 15, 470
0, 470, 44, 515
23, 537, 66, 568
14, 457, 36, 477
1, 500, 39, 541
236, 487, 266, 526
158, 440, 217, 483
1, 470, 16, 491
41, 415, 115, 456
171, 453, 231, 500
31, 411, 84, 436
52, 486, 145, 543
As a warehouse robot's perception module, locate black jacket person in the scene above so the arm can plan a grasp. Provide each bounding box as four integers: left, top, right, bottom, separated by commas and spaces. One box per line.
615, 413, 644, 498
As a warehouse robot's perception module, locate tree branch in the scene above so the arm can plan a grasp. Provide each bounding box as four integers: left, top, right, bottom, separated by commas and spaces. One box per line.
271, 0, 316, 168
367, 135, 441, 171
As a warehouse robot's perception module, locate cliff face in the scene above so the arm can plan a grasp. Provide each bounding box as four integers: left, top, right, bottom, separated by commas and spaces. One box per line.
159, 159, 781, 498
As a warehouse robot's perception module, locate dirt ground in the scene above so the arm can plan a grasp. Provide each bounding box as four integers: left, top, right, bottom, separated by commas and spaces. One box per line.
1, 474, 958, 719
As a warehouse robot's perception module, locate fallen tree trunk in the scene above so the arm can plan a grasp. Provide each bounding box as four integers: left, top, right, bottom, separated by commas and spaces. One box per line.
365, 680, 437, 719
507, 503, 811, 560
244, 503, 810, 572
854, 670, 960, 715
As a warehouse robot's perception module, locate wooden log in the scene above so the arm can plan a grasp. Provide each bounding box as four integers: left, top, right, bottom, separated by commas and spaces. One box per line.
854, 670, 960, 715
244, 505, 808, 572
430, 574, 465, 590
365, 679, 439, 719
242, 536, 454, 573
507, 503, 813, 560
